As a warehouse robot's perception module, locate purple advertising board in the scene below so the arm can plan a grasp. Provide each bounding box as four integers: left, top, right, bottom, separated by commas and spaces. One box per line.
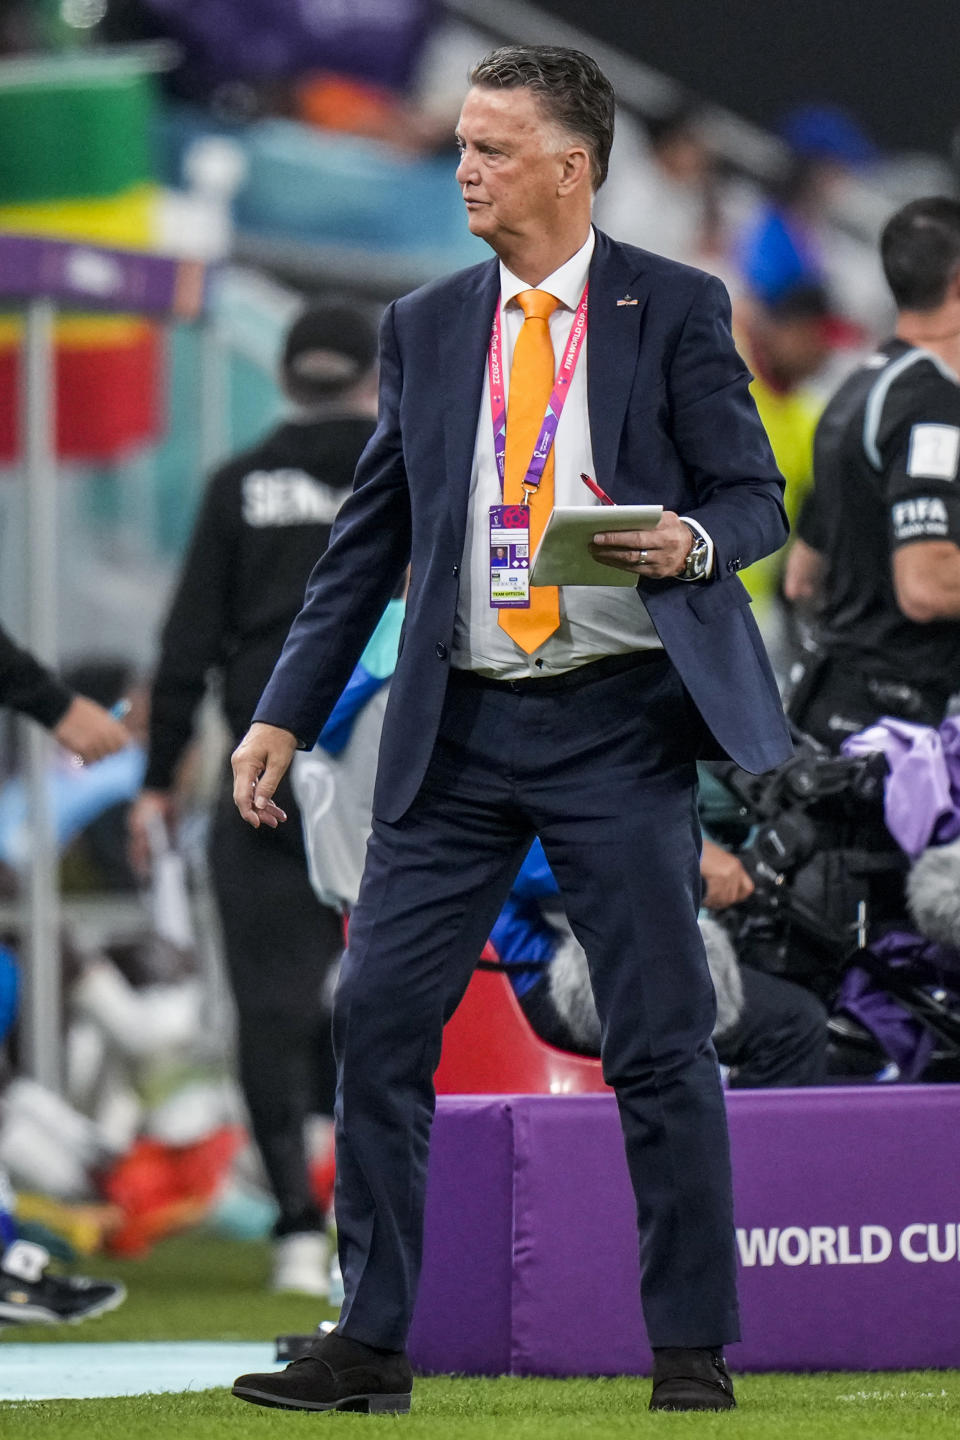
0, 233, 208, 316
410, 1089, 960, 1375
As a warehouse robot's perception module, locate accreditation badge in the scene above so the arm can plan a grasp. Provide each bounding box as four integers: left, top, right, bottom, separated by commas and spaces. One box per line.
489, 504, 530, 608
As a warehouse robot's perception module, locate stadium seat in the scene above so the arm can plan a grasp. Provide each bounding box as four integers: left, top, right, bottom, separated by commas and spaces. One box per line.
434, 950, 609, 1096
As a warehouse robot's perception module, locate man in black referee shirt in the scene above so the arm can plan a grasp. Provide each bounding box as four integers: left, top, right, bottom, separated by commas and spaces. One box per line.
785, 197, 960, 748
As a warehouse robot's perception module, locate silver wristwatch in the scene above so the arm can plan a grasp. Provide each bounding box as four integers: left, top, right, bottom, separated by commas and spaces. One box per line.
677, 524, 710, 581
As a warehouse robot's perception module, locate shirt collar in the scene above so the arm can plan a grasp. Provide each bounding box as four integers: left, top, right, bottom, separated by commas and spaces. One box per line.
499, 227, 595, 313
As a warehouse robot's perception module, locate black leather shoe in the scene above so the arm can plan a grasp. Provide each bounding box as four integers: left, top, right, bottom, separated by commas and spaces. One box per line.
649, 1347, 736, 1411
233, 1328, 413, 1413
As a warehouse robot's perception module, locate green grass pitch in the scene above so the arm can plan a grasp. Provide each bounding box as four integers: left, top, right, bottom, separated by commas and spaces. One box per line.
1, 1235, 958, 1437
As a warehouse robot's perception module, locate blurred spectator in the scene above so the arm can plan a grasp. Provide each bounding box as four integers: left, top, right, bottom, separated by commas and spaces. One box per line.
782, 104, 880, 174
737, 103, 889, 333
786, 196, 960, 747
738, 158, 833, 313
104, 0, 438, 127
733, 283, 834, 632
296, 71, 455, 155
595, 103, 725, 267
128, 298, 379, 1299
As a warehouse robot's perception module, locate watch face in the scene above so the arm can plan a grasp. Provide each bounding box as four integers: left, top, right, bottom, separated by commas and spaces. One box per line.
685, 535, 708, 577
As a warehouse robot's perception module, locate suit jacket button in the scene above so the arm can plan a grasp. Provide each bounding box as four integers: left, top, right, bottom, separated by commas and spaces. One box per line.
436, 642, 448, 659
452, 565, 460, 576
727, 557, 742, 573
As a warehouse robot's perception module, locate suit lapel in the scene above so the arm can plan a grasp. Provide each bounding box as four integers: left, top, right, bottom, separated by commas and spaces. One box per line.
587, 230, 652, 494
437, 234, 649, 542
439, 260, 500, 545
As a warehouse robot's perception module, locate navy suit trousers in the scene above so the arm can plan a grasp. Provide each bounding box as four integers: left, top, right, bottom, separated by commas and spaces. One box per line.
332, 651, 741, 1350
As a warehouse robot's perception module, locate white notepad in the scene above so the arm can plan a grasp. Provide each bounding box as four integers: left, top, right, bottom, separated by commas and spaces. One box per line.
530, 505, 663, 587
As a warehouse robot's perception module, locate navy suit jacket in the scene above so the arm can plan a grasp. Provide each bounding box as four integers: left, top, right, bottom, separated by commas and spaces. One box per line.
255, 230, 793, 822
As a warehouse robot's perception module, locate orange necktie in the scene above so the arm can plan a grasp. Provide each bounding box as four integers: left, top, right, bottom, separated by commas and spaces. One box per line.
498, 289, 561, 653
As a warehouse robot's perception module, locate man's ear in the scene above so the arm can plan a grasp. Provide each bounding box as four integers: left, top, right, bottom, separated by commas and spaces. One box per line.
557, 145, 591, 197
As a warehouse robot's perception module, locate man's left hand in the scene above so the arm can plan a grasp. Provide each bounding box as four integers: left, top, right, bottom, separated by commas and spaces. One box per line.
589, 511, 692, 579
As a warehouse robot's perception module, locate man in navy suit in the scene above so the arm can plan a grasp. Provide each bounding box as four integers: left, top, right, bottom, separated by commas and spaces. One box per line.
231, 46, 791, 1416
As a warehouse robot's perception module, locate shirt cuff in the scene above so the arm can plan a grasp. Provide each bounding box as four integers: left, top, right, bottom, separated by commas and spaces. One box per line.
678, 515, 715, 580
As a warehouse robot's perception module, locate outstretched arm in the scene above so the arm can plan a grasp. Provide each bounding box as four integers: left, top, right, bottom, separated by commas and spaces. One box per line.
0, 622, 128, 760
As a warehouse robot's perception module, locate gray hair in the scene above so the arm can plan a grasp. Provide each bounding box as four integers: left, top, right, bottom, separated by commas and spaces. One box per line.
469, 45, 615, 191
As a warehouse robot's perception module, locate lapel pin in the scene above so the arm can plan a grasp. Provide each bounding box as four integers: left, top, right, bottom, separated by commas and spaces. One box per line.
616, 294, 639, 307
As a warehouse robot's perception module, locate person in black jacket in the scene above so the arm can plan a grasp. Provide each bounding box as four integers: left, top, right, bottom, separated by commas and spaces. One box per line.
785, 197, 960, 746
0, 623, 129, 763
128, 299, 379, 1297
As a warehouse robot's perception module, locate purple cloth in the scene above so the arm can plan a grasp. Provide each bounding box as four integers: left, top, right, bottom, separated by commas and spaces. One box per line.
836, 965, 936, 1081
842, 717, 960, 857
837, 929, 960, 1080
938, 715, 960, 818
871, 926, 960, 978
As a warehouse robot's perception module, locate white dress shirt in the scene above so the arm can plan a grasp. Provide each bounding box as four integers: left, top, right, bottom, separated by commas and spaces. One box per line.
452, 229, 671, 678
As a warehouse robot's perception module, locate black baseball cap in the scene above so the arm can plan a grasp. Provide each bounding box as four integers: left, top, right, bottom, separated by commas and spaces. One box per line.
282, 299, 378, 401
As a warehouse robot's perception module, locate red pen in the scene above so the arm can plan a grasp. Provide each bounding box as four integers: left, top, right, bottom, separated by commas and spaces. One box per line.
580, 472, 615, 506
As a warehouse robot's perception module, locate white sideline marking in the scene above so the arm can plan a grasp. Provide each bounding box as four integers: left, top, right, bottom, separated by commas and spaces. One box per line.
837, 1389, 950, 1402
0, 1341, 275, 1400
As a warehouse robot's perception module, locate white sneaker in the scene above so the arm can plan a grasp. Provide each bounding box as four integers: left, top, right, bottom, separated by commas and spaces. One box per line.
270, 1232, 330, 1297
0, 1241, 126, 1325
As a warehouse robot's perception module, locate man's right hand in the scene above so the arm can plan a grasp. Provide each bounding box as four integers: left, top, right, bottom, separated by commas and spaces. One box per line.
231, 722, 297, 828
